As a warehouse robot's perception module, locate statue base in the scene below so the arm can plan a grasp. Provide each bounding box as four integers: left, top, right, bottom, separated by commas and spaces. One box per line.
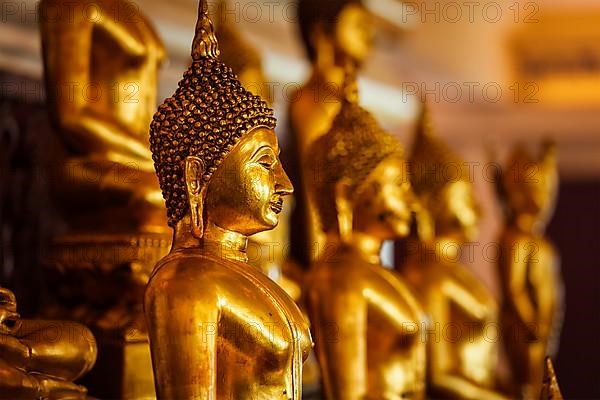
82, 331, 155, 399
43, 232, 171, 400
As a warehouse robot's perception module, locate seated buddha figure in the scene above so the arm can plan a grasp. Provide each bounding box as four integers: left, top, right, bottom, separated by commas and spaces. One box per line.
287, 0, 375, 266
304, 81, 426, 400
495, 142, 563, 399
0, 287, 96, 399
215, 0, 273, 104
143, 2, 312, 398
399, 106, 508, 400
39, 0, 167, 233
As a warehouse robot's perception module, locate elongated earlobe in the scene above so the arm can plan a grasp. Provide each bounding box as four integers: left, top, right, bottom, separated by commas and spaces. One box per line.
413, 199, 434, 244
335, 178, 353, 244
185, 156, 207, 239
541, 140, 557, 166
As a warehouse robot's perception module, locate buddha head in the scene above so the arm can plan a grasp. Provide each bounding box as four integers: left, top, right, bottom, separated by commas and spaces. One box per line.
497, 141, 558, 232
306, 78, 415, 243
150, 0, 292, 239
215, 0, 273, 104
409, 105, 480, 243
298, 0, 374, 67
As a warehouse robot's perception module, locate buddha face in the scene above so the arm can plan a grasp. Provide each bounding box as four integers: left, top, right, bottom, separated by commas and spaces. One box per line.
353, 158, 415, 240
435, 180, 480, 242
203, 128, 293, 236
512, 165, 558, 221
334, 3, 374, 65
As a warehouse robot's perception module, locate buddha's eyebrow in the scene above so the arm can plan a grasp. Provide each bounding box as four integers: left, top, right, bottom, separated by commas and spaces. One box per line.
251, 145, 275, 159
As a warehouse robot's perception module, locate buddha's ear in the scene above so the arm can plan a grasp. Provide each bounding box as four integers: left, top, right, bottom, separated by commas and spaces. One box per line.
185, 156, 207, 239
334, 178, 353, 244
413, 199, 434, 244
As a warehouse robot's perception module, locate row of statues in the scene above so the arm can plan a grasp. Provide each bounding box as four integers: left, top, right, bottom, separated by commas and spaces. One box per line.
0, 0, 564, 398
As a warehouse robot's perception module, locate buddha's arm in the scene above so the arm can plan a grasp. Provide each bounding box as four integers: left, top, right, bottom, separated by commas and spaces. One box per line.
95, 0, 149, 57
442, 279, 493, 322
506, 239, 538, 335
0, 336, 88, 400
0, 333, 30, 370
17, 320, 97, 381
530, 245, 558, 337
426, 293, 508, 400
144, 276, 218, 399
431, 375, 509, 400
57, 115, 156, 170
40, 2, 154, 167
0, 359, 41, 400
371, 277, 424, 334
309, 288, 367, 400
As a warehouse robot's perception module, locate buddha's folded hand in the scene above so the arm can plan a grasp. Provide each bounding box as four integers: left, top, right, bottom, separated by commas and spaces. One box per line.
35, 374, 88, 400
0, 332, 29, 367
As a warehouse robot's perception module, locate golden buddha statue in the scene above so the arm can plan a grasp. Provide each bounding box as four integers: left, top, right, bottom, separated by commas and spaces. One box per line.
143, 1, 312, 398
399, 105, 508, 400
40, 0, 167, 234
495, 141, 563, 399
539, 358, 563, 400
287, 0, 375, 266
0, 287, 96, 399
39, 0, 169, 397
304, 78, 426, 399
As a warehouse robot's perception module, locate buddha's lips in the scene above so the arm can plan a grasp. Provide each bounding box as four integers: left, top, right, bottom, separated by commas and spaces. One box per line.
269, 198, 283, 214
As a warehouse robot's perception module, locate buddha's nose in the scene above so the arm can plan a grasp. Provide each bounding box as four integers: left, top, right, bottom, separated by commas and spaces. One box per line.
275, 162, 293, 196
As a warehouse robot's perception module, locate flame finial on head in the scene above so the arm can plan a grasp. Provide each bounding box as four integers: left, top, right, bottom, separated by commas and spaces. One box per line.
539, 357, 564, 400
342, 62, 359, 104
500, 140, 558, 199
192, 0, 220, 59
409, 101, 470, 197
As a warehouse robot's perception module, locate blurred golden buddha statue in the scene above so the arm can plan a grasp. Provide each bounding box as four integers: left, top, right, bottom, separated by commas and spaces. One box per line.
40, 0, 167, 234
215, 3, 322, 393
215, 0, 273, 104
215, 0, 293, 294
143, 1, 312, 398
399, 105, 508, 400
287, 0, 375, 266
539, 357, 563, 400
495, 141, 563, 399
39, 0, 169, 397
0, 287, 96, 399
305, 77, 426, 399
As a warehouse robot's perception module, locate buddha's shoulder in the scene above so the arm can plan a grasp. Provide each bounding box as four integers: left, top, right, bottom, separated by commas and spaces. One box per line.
147, 252, 244, 292
308, 253, 370, 290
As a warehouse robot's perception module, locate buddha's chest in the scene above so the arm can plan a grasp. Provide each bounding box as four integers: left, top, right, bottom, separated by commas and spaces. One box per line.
215, 276, 311, 400
218, 267, 312, 369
